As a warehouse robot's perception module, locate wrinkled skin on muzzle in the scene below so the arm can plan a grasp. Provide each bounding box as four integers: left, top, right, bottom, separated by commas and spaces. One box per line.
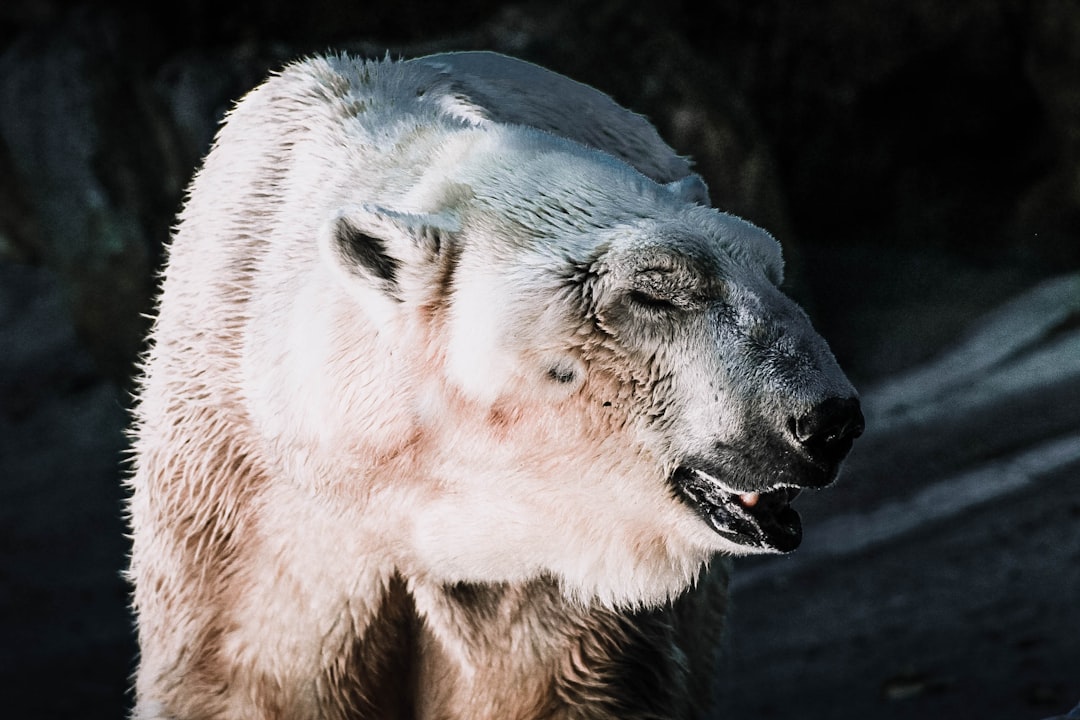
673, 280, 863, 553
585, 213, 864, 554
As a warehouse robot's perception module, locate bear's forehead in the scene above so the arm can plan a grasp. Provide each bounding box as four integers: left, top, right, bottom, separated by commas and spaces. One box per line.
446, 126, 784, 281
601, 217, 783, 285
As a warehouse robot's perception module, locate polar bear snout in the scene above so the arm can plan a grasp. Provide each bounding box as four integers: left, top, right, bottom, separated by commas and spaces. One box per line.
789, 396, 864, 475
671, 396, 862, 554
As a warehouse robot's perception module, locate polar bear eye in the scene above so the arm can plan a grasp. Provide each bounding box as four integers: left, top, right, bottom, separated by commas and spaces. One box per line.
628, 288, 677, 310
627, 266, 705, 313
626, 268, 686, 311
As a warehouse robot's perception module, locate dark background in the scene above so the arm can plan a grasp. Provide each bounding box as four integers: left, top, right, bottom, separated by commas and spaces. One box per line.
1, 1, 1078, 718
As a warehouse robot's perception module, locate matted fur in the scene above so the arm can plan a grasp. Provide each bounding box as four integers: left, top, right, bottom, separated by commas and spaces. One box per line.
127, 51, 854, 719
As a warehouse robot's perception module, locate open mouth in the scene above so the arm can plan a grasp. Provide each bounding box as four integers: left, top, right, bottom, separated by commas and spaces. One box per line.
671, 467, 803, 553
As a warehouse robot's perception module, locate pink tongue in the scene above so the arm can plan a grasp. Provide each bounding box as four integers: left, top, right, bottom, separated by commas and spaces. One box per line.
739, 492, 760, 508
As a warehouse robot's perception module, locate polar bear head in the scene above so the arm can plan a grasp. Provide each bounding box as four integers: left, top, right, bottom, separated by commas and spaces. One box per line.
309, 125, 862, 606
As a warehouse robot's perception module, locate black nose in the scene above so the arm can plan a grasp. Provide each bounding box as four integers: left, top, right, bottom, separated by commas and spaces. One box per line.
791, 397, 865, 466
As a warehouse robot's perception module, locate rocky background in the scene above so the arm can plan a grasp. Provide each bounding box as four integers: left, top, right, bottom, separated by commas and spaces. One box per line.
1, 1, 1078, 718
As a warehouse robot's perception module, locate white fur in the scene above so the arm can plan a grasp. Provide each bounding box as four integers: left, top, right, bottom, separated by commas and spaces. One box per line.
127, 51, 855, 718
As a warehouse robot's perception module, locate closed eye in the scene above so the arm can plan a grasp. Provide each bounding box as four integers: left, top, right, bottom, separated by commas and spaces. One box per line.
628, 288, 678, 310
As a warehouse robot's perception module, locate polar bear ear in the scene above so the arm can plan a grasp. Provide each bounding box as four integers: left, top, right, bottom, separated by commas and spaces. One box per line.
665, 174, 711, 206
321, 204, 460, 301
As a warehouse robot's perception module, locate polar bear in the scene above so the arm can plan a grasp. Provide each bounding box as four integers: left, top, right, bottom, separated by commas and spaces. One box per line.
126, 51, 863, 720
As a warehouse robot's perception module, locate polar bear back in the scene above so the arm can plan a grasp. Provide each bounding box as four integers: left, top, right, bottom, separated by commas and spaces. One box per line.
407, 51, 697, 185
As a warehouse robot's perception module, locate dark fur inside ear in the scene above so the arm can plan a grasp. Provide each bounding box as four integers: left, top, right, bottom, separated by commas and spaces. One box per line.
334, 216, 400, 288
